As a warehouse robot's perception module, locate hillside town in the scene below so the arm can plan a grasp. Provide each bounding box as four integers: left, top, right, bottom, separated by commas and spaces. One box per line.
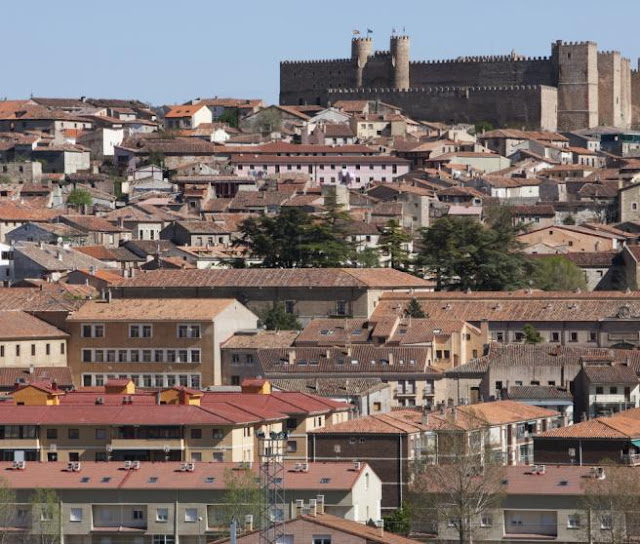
2, 27, 640, 544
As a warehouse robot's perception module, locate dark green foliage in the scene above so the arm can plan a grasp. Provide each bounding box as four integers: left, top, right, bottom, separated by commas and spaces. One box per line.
380, 220, 412, 271
405, 297, 426, 318
416, 211, 531, 291
217, 108, 239, 129
383, 503, 412, 536
260, 304, 302, 331
523, 323, 543, 344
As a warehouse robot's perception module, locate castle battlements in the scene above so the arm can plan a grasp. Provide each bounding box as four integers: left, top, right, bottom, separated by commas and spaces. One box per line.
327, 84, 552, 94
280, 58, 352, 65
410, 55, 550, 65
280, 35, 638, 131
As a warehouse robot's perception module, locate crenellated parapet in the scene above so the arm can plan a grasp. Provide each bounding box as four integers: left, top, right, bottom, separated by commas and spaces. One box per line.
410, 55, 550, 65
327, 84, 554, 94
281, 58, 352, 65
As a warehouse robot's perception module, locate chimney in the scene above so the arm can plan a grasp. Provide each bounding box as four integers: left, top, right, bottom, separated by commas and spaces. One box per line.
376, 519, 385, 536
316, 495, 325, 515
29, 364, 34, 375
51, 380, 58, 391
309, 498, 318, 517
57, 251, 63, 261
244, 514, 254, 533
288, 350, 295, 365
388, 353, 394, 366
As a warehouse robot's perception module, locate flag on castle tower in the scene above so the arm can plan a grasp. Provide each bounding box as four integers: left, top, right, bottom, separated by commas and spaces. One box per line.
392, 27, 397, 34
352, 29, 360, 35
367, 28, 373, 35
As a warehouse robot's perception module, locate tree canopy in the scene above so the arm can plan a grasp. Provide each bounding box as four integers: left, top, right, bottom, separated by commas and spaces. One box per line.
260, 303, 302, 331
530, 255, 588, 292
66, 188, 92, 209
380, 220, 412, 271
405, 297, 427, 318
237, 205, 353, 268
416, 212, 531, 291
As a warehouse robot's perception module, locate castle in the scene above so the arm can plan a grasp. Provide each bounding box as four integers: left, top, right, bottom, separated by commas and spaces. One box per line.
280, 36, 640, 132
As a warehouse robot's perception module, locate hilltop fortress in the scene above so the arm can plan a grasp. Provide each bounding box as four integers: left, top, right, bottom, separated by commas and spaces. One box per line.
280, 36, 640, 131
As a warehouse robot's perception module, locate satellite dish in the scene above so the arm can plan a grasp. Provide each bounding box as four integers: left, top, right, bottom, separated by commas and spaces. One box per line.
57, 237, 63, 246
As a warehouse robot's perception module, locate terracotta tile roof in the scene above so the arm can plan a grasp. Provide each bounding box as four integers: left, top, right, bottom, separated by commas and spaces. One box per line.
0, 461, 365, 492
251, 142, 376, 155
0, 311, 67, 340
164, 104, 207, 118
455, 400, 558, 426
311, 409, 429, 434
0, 287, 85, 312
506, 386, 573, 401
116, 267, 433, 289
198, 98, 264, 108
375, 291, 640, 324
0, 367, 72, 388
229, 190, 292, 209
222, 330, 298, 349
512, 205, 556, 216
582, 364, 638, 384
295, 319, 371, 346
67, 298, 240, 322
479, 129, 568, 142
270, 377, 386, 396
172, 220, 231, 234
61, 215, 129, 233
13, 243, 116, 273
0, 202, 59, 222
73, 269, 125, 283
257, 346, 437, 377
537, 416, 640, 439
74, 246, 143, 262
323, 124, 354, 137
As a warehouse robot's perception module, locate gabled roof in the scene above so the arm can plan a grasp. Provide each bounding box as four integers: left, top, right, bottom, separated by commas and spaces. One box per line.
67, 298, 241, 322
164, 104, 207, 118
115, 268, 434, 289
0, 311, 68, 340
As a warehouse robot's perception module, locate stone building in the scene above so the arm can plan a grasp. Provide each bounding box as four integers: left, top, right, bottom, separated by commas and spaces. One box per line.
280, 36, 640, 131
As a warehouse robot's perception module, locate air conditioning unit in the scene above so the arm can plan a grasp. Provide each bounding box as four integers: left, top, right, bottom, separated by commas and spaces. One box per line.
12, 461, 26, 470
353, 461, 361, 470
180, 462, 196, 472
124, 460, 132, 470
301, 462, 309, 472
49, 444, 57, 452
294, 463, 302, 472
131, 461, 141, 470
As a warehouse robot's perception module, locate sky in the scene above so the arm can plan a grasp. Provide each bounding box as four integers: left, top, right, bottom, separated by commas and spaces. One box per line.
3, 0, 639, 107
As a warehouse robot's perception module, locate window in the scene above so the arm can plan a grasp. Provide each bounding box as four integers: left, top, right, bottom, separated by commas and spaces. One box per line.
191, 452, 202, 462
336, 300, 347, 316
633, 203, 638, 211
610, 387, 618, 395
213, 429, 224, 439
601, 514, 612, 530
68, 428, 79, 440
551, 332, 560, 342
286, 441, 297, 452
15, 345, 20, 357
156, 508, 169, 522
373, 402, 381, 412
480, 514, 492, 527
0, 346, 3, 357
46, 428, 57, 439
496, 332, 504, 342
95, 429, 107, 440
191, 428, 202, 440
133, 510, 144, 520
82, 324, 104, 338
232, 354, 240, 364
191, 350, 201, 363
45, 344, 50, 356
313, 537, 332, 544
589, 331, 597, 343
570, 332, 578, 342
568, 514, 580, 528
596, 386, 604, 395
184, 508, 198, 522
178, 324, 201, 338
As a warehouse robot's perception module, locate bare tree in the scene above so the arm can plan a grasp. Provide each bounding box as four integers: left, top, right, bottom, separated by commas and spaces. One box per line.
29, 489, 60, 544
0, 477, 16, 544
581, 466, 640, 544
408, 414, 506, 544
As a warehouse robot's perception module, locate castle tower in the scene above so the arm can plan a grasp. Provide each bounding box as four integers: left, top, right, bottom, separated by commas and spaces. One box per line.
552, 40, 599, 130
351, 37, 373, 87
390, 35, 410, 89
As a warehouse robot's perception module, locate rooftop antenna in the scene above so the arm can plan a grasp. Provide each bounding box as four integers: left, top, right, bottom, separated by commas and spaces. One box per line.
257, 431, 288, 544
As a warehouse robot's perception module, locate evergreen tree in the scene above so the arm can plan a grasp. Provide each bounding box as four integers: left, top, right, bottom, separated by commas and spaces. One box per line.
416, 214, 532, 291
379, 220, 412, 271
354, 247, 381, 268
405, 297, 426, 318
260, 304, 302, 331
523, 323, 543, 344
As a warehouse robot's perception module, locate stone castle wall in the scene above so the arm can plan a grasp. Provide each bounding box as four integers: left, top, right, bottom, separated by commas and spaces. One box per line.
632, 67, 640, 129
279, 37, 637, 130
327, 85, 558, 131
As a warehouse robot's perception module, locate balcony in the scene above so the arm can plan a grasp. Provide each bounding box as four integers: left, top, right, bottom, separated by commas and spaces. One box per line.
109, 438, 184, 451
423, 387, 435, 397
395, 388, 417, 397
0, 439, 40, 450
623, 453, 640, 466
